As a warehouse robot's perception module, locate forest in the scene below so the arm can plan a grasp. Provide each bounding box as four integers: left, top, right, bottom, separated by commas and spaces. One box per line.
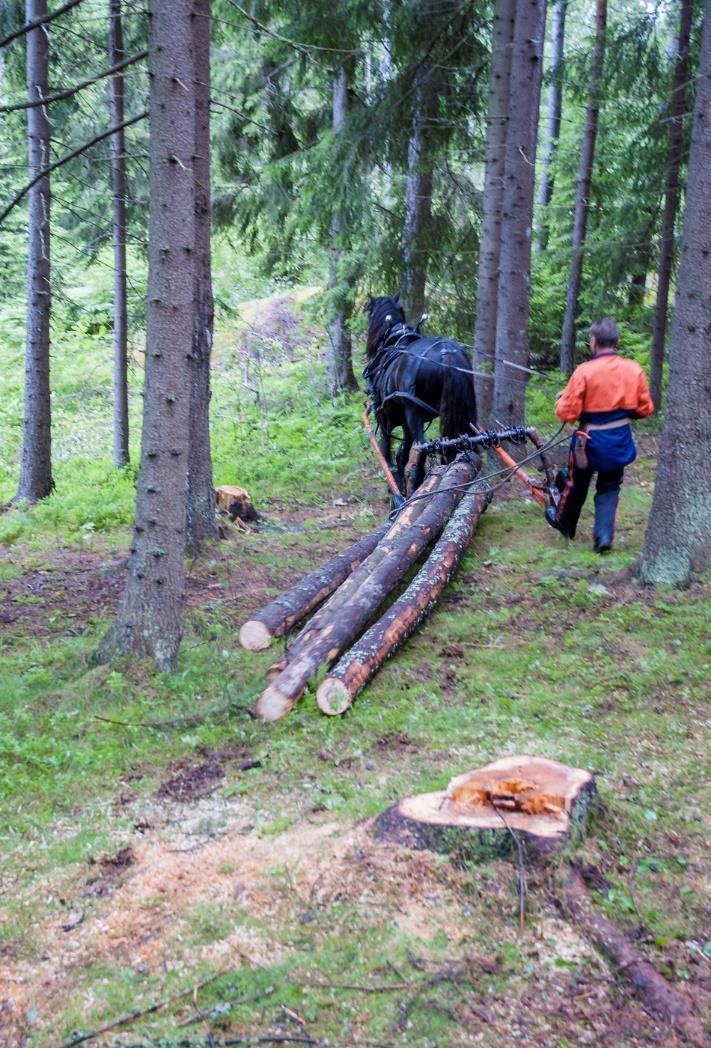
0, 0, 709, 1045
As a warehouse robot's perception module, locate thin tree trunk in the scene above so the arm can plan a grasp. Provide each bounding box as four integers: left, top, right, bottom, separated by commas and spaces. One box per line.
536, 0, 567, 252
402, 65, 436, 320
472, 0, 515, 427
109, 0, 129, 469
637, 6, 711, 587
493, 0, 547, 428
649, 0, 693, 412
186, 0, 217, 552
326, 63, 357, 395
96, 0, 197, 672
559, 0, 607, 376
16, 0, 53, 503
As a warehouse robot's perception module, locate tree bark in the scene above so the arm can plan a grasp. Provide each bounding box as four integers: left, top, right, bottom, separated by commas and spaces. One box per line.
472, 0, 515, 428
186, 0, 217, 552
256, 456, 480, 721
239, 521, 390, 651
637, 8, 711, 586
649, 0, 693, 412
493, 0, 547, 428
317, 486, 489, 715
325, 63, 357, 395
536, 0, 567, 252
402, 62, 438, 320
559, 0, 607, 375
16, 0, 53, 503
109, 0, 129, 469
95, 0, 197, 672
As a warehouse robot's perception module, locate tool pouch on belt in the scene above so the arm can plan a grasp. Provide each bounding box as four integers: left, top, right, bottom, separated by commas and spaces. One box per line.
573, 430, 590, 470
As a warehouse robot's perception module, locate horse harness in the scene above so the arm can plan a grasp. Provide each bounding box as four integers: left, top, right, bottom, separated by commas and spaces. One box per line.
363, 321, 451, 424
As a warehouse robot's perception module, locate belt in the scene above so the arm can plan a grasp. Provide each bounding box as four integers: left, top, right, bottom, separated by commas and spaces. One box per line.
585, 418, 630, 432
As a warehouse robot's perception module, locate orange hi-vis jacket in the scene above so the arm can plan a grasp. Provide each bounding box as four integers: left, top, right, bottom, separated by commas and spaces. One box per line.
555, 351, 655, 424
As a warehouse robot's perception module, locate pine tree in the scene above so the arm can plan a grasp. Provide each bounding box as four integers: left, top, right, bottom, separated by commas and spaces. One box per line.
109, 0, 130, 469
15, 0, 53, 503
637, 1, 711, 586
493, 0, 547, 427
96, 0, 198, 671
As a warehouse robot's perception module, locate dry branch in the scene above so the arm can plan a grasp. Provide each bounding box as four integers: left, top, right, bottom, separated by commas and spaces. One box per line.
317, 484, 489, 715
256, 456, 480, 721
0, 111, 148, 226
0, 0, 84, 48
0, 50, 148, 114
239, 520, 390, 650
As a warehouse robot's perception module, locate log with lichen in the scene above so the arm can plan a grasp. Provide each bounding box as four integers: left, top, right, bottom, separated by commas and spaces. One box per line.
256, 455, 481, 722
317, 484, 490, 716
239, 521, 390, 651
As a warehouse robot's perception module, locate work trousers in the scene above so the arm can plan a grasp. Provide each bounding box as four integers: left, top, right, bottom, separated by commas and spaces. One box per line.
555, 444, 623, 546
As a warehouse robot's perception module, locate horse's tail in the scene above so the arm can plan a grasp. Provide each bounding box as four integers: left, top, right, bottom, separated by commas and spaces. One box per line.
439, 345, 478, 443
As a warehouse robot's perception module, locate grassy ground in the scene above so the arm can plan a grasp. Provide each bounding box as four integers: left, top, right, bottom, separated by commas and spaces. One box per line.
0, 295, 709, 1046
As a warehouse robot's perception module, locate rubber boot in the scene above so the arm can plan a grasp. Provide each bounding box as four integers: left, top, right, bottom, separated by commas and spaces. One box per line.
593, 487, 619, 552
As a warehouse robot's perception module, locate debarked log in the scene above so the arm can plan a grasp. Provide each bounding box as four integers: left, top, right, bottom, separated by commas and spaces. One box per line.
256, 455, 481, 722
317, 485, 490, 715
272, 466, 447, 668
239, 521, 390, 651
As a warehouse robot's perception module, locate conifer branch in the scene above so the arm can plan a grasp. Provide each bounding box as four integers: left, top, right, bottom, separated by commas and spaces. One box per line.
0, 111, 148, 226
0, 0, 85, 48
0, 50, 148, 113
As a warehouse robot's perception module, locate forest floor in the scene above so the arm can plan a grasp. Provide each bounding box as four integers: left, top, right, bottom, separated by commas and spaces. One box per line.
0, 298, 709, 1047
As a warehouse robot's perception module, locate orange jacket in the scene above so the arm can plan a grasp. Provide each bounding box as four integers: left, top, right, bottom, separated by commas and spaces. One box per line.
555, 352, 655, 423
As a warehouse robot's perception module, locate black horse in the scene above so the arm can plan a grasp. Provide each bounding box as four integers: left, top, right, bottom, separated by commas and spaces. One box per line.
364, 293, 477, 494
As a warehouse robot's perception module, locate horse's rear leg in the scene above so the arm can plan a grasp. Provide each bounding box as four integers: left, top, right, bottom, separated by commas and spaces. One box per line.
404, 410, 428, 492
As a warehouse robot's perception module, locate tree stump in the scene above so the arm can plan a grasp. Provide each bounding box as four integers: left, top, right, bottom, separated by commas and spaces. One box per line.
375, 756, 596, 863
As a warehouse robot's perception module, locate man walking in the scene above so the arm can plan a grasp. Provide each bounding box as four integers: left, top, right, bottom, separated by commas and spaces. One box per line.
546, 318, 654, 552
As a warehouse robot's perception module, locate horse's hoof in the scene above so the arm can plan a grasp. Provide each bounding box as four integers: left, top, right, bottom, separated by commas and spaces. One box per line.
390, 492, 406, 511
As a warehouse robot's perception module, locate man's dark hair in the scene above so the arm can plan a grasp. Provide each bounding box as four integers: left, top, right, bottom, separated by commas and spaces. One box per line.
590, 317, 619, 347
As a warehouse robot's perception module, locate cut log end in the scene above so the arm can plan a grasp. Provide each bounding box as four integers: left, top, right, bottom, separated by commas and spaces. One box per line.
316, 677, 351, 716
256, 684, 296, 722
239, 620, 272, 651
375, 756, 596, 864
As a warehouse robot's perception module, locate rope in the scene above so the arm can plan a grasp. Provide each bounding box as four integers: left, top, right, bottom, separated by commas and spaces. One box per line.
387, 424, 568, 522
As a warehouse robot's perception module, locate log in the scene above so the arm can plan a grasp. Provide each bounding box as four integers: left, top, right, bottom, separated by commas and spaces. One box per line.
561, 868, 705, 1045
239, 521, 390, 650
374, 756, 596, 863
274, 466, 447, 665
317, 485, 490, 715
256, 455, 481, 722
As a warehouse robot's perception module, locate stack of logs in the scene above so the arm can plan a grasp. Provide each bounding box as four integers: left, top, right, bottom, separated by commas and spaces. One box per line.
239, 453, 490, 721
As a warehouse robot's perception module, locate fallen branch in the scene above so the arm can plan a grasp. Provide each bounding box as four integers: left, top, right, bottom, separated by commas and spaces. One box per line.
0, 50, 148, 113
317, 484, 489, 715
0, 0, 84, 48
59, 967, 232, 1047
0, 111, 148, 225
560, 866, 705, 1045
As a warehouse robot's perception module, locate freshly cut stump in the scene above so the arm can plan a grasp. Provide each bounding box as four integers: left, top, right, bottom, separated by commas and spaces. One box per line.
375, 756, 596, 862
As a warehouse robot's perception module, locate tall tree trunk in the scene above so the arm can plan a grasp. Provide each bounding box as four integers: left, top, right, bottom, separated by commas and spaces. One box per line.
637, 5, 711, 586
559, 0, 607, 375
402, 66, 436, 320
326, 63, 357, 395
649, 0, 693, 412
472, 0, 515, 427
186, 0, 217, 552
96, 0, 197, 672
493, 0, 547, 428
109, 0, 129, 469
16, 0, 53, 502
536, 0, 567, 252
